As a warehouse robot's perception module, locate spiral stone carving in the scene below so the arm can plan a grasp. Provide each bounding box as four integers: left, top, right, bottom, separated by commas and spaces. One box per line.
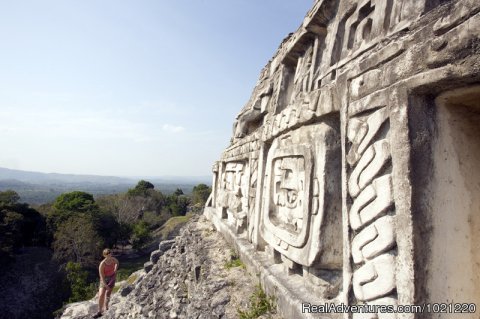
347, 107, 398, 317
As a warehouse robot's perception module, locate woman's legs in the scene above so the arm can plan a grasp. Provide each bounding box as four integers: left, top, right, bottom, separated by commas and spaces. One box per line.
98, 287, 106, 313
105, 287, 112, 310
105, 276, 115, 310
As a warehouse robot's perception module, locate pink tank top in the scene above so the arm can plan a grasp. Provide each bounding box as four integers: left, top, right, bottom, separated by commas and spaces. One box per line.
104, 261, 116, 276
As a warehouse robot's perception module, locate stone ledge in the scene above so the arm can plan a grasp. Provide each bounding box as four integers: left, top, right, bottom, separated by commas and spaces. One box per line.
204, 207, 342, 319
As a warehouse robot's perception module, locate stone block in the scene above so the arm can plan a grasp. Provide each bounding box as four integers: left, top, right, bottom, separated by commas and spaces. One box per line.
119, 284, 134, 297
159, 239, 176, 252
150, 250, 162, 264
144, 261, 154, 273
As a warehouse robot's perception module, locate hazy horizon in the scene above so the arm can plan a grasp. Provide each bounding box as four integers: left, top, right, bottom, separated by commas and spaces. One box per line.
0, 165, 211, 181
0, 1, 312, 177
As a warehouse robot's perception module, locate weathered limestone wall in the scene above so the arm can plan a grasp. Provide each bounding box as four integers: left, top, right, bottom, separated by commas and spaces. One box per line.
204, 0, 480, 318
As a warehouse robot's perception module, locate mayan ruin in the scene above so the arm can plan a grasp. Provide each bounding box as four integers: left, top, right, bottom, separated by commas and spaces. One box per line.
204, 0, 480, 318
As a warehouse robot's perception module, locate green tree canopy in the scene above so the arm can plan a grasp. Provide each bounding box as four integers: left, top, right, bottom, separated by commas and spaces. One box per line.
0, 210, 24, 261
0, 191, 48, 267
192, 184, 211, 205
131, 221, 151, 251
65, 261, 97, 302
96, 211, 120, 248
52, 191, 98, 214
136, 180, 154, 191
166, 194, 189, 216
48, 191, 100, 229
97, 189, 166, 225
53, 215, 103, 267
0, 190, 20, 206
48, 191, 115, 265
173, 188, 184, 196
127, 180, 155, 196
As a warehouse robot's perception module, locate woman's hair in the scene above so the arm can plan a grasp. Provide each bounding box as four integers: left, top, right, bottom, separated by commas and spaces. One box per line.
102, 248, 111, 257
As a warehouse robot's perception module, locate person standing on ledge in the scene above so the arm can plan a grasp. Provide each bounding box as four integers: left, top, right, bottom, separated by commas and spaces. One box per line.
93, 248, 119, 318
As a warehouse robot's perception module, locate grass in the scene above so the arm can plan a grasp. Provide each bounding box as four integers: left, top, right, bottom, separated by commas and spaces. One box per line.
225, 257, 245, 269
224, 250, 246, 270
237, 285, 276, 319
112, 273, 139, 294
111, 255, 149, 294
156, 214, 193, 240
116, 255, 150, 282
112, 253, 147, 293
203, 229, 214, 237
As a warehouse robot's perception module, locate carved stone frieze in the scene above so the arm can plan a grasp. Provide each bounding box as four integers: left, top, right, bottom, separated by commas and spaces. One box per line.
261, 122, 341, 269
205, 0, 480, 317
347, 106, 398, 314
217, 161, 249, 234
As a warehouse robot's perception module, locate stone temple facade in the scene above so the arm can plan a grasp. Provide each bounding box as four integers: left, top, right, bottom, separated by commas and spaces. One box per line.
204, 0, 480, 318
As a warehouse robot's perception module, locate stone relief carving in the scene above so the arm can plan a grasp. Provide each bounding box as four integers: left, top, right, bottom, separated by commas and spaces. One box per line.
291, 45, 315, 107
205, 162, 220, 208
233, 108, 263, 139
266, 150, 311, 243
203, 0, 479, 317
347, 106, 398, 315
329, 0, 427, 67
233, 65, 273, 140
217, 161, 249, 234
261, 123, 342, 273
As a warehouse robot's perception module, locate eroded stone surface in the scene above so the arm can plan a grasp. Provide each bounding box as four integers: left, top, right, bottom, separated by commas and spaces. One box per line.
60, 215, 280, 319
205, 0, 480, 318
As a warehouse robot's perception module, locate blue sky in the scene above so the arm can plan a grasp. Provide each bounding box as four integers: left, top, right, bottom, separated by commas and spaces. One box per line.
0, 0, 313, 177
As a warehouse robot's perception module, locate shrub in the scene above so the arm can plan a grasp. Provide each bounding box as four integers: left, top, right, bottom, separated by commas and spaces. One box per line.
65, 262, 97, 303
131, 221, 151, 251
225, 250, 246, 270
237, 285, 276, 319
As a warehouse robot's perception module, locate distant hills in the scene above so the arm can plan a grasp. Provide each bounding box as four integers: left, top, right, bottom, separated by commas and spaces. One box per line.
0, 167, 211, 205
0, 167, 134, 185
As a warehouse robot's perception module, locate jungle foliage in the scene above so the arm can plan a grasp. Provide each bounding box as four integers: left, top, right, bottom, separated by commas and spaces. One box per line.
0, 180, 211, 306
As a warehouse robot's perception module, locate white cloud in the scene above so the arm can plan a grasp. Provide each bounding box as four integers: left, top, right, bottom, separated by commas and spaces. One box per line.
162, 124, 185, 133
